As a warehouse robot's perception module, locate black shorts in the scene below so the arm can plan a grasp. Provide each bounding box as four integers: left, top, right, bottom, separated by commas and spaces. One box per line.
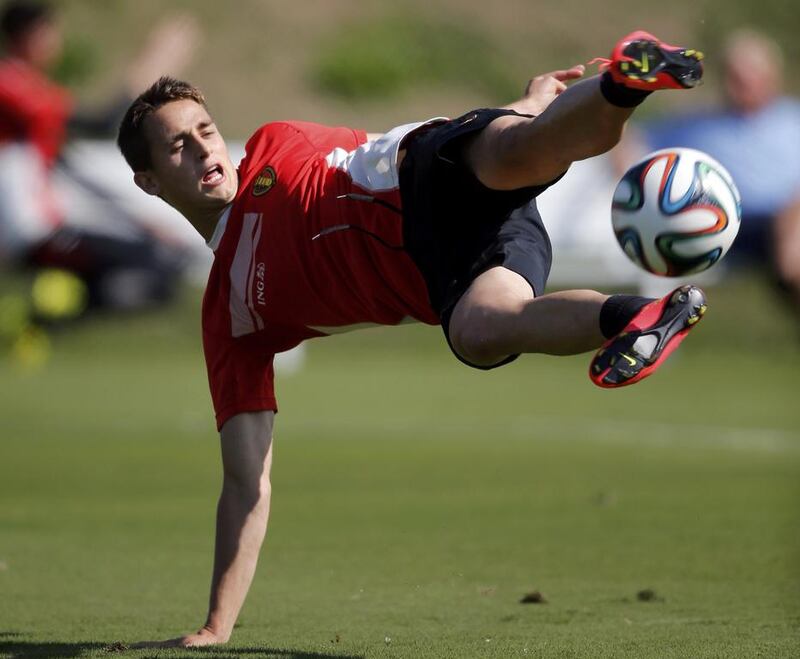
399, 108, 561, 369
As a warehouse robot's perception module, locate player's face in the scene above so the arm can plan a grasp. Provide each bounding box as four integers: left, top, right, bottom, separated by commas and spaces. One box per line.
138, 100, 237, 216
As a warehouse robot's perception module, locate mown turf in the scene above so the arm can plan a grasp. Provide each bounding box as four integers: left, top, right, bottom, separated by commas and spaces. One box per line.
1, 274, 798, 658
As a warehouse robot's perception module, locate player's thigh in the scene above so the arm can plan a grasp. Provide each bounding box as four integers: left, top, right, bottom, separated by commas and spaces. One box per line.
448, 266, 534, 363
462, 114, 571, 191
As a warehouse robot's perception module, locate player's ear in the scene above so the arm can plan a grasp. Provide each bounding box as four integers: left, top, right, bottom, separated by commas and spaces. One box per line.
134, 171, 160, 197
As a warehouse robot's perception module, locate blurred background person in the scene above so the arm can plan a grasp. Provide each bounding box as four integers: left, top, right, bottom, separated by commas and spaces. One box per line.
0, 0, 199, 326
624, 29, 800, 310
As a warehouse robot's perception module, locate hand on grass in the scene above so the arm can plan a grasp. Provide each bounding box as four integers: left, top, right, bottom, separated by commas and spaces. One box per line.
133, 627, 225, 649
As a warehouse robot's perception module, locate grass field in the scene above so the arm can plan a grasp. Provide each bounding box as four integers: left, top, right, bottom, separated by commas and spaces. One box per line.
1, 274, 799, 658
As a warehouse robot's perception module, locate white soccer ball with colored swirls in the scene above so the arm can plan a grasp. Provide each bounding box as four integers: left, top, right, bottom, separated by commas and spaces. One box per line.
611, 147, 741, 276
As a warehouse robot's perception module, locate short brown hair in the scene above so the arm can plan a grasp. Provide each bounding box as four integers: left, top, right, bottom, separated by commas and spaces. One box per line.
117, 76, 207, 172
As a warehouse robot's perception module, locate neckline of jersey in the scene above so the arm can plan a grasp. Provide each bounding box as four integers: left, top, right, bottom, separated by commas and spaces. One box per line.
207, 205, 232, 251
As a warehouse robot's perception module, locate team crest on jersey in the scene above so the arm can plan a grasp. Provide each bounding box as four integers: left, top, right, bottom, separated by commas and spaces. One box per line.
252, 166, 276, 196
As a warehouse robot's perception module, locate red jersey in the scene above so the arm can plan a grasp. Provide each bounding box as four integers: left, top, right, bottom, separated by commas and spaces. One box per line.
203, 119, 442, 429
0, 57, 72, 166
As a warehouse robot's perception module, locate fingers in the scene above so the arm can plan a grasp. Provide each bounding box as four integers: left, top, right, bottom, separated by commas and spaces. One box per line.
524, 64, 585, 95
523, 75, 568, 99
550, 64, 586, 81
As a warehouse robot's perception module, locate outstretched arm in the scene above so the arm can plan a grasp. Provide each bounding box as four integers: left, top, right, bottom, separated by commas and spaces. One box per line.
136, 411, 274, 648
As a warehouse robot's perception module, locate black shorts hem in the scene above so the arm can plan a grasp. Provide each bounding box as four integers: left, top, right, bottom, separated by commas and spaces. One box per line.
439, 302, 521, 371
400, 107, 560, 371
439, 256, 549, 371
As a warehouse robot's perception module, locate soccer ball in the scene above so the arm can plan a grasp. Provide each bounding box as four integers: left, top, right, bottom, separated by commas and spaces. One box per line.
611, 147, 741, 277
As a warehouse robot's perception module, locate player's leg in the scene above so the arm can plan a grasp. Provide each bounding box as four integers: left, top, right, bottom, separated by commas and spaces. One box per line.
448, 266, 660, 365
448, 267, 607, 363
465, 76, 636, 190
448, 266, 707, 387
465, 31, 704, 190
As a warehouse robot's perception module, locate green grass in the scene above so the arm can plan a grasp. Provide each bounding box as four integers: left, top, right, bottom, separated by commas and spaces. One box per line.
1, 275, 799, 658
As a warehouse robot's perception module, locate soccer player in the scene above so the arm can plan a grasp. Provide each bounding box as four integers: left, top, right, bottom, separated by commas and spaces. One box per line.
118, 31, 707, 647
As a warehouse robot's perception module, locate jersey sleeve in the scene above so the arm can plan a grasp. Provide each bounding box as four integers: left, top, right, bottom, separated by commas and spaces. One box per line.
203, 330, 277, 431
301, 123, 366, 154
239, 122, 366, 183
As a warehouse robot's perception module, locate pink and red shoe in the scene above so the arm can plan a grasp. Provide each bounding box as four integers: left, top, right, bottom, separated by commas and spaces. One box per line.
591, 30, 704, 91
590, 285, 708, 388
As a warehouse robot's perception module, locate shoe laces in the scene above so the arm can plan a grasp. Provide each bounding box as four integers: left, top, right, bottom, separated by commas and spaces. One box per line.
587, 57, 612, 71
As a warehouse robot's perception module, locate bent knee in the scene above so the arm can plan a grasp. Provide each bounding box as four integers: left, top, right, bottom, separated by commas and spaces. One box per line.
448, 308, 513, 367
447, 268, 533, 366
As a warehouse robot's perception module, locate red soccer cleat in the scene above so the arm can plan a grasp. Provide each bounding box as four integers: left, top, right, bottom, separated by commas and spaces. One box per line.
589, 285, 707, 388
590, 30, 704, 91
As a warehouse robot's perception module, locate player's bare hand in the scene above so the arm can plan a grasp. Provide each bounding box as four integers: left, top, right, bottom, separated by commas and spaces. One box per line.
514, 64, 585, 115
524, 64, 585, 100
132, 627, 225, 649
525, 64, 585, 91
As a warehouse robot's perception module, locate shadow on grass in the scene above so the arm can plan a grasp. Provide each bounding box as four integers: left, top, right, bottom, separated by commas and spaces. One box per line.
0, 634, 364, 659
0, 636, 103, 658
193, 649, 365, 659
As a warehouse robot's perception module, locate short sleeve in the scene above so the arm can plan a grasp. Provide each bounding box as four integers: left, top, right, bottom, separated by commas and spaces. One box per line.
203, 330, 277, 431
302, 124, 365, 155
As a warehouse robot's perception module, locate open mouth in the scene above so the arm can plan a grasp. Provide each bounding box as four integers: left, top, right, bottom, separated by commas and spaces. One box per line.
202, 164, 225, 186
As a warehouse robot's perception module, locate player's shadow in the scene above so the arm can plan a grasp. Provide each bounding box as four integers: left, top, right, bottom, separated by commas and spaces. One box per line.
0, 633, 102, 658
194, 649, 365, 659
0, 633, 364, 659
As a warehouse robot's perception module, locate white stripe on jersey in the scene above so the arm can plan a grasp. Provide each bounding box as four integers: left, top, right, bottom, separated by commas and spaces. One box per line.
324, 117, 446, 192
229, 212, 265, 337
207, 205, 232, 251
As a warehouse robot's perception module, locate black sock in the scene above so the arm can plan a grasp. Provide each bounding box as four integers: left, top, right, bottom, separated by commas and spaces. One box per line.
599, 71, 652, 108
599, 294, 654, 339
